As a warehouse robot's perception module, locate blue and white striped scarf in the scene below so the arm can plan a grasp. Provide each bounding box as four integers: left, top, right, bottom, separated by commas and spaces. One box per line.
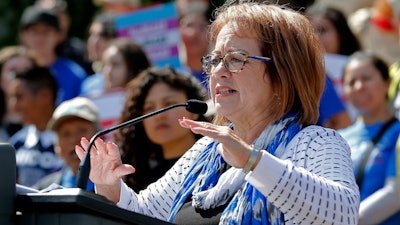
169, 114, 302, 224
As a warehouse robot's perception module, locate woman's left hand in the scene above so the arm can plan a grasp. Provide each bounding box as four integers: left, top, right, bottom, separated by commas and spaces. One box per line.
179, 117, 252, 168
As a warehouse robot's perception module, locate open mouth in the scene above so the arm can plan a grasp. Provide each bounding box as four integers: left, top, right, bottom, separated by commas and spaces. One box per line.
217, 88, 236, 94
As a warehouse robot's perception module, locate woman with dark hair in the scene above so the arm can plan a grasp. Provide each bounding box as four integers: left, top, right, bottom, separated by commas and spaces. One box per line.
114, 66, 209, 192
306, 5, 361, 129
306, 5, 361, 56
102, 38, 151, 92
340, 51, 400, 225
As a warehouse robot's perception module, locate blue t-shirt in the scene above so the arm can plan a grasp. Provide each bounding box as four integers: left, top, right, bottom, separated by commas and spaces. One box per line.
50, 57, 87, 105
79, 73, 104, 97
317, 77, 347, 126
339, 119, 400, 224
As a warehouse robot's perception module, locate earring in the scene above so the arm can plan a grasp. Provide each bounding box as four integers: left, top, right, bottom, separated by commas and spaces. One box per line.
274, 94, 281, 105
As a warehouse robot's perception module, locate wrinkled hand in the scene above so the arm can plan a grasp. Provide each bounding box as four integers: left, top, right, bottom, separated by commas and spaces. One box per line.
179, 117, 252, 168
75, 137, 135, 202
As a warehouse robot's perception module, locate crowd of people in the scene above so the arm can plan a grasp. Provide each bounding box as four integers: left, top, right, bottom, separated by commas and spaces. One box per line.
2, 0, 400, 224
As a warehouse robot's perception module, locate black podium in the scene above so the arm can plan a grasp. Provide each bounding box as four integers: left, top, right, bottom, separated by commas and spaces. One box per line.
0, 143, 173, 225
0, 143, 16, 225
15, 188, 173, 225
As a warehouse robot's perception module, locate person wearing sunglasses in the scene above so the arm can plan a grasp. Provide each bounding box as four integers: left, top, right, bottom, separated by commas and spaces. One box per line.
75, 1, 360, 224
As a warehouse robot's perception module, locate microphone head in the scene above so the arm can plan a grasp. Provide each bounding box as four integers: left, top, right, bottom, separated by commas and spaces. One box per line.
186, 99, 208, 115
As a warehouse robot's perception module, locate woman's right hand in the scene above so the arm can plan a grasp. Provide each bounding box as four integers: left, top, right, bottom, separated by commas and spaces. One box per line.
75, 137, 135, 202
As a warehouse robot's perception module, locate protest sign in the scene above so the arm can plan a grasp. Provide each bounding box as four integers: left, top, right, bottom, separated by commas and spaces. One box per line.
115, 2, 181, 68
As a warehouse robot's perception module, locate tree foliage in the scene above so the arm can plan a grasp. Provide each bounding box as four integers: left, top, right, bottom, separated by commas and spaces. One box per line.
0, 0, 98, 48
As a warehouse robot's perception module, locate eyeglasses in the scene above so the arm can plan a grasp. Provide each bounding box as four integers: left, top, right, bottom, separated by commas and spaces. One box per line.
201, 51, 272, 75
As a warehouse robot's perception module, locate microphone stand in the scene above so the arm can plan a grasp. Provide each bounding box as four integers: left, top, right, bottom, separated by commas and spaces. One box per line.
75, 103, 188, 189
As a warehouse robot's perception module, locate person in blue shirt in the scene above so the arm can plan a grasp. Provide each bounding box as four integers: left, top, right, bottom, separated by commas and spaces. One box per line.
18, 6, 87, 105
32, 97, 100, 192
339, 51, 400, 225
317, 77, 352, 129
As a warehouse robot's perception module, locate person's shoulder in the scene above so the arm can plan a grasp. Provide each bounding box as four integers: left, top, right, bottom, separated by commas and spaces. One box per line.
391, 118, 400, 126
298, 125, 334, 134
53, 57, 87, 78
384, 119, 400, 136
80, 73, 105, 96
284, 125, 351, 160
82, 73, 104, 86
293, 125, 347, 144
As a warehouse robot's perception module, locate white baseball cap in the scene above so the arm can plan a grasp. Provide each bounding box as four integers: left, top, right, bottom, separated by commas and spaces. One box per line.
48, 97, 99, 131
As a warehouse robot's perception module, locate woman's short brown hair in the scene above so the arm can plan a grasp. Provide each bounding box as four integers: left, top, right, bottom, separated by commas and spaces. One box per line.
209, 1, 325, 125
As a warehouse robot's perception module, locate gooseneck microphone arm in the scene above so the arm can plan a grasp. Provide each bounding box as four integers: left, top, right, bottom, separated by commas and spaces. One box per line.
75, 99, 208, 189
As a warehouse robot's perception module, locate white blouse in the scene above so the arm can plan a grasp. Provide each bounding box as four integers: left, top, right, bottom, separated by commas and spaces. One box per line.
117, 125, 360, 225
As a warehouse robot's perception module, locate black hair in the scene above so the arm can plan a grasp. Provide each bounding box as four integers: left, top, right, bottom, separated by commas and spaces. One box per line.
344, 51, 389, 81
14, 66, 58, 104
305, 5, 361, 56
106, 38, 151, 83
89, 12, 117, 39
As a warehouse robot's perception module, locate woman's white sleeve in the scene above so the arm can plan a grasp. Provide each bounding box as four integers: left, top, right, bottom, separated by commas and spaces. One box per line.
116, 137, 211, 221
246, 126, 360, 225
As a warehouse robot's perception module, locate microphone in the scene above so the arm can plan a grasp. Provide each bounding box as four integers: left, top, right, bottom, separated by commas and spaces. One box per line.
75, 99, 208, 189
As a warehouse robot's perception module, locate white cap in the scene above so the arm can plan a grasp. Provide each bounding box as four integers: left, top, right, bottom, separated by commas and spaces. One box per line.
48, 97, 99, 131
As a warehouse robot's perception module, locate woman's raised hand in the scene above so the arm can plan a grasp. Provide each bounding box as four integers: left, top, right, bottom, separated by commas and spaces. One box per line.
179, 117, 252, 169
75, 137, 135, 202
